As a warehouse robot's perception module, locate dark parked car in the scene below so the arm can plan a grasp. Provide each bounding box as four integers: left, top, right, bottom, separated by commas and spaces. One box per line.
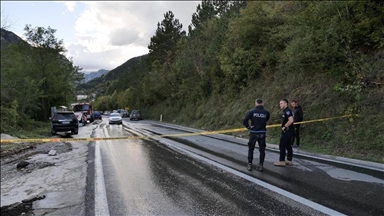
120, 110, 129, 117
50, 111, 79, 135
93, 111, 102, 120
130, 110, 143, 121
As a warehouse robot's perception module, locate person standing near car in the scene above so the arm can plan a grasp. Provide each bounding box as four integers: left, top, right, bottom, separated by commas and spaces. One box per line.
243, 99, 270, 172
291, 100, 303, 148
274, 99, 294, 167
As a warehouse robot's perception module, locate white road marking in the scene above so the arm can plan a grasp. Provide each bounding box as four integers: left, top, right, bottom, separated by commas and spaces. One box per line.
94, 128, 110, 216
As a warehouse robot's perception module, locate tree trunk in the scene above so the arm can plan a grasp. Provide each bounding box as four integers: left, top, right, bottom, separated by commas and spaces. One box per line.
41, 97, 48, 121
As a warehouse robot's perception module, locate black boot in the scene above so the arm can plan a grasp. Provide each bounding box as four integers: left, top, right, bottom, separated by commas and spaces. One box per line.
257, 163, 263, 172
247, 163, 252, 171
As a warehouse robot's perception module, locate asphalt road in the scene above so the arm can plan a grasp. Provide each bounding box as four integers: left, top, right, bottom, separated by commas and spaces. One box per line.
85, 117, 384, 216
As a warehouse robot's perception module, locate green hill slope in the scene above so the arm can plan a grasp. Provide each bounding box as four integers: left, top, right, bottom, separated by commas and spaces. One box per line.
79, 1, 384, 162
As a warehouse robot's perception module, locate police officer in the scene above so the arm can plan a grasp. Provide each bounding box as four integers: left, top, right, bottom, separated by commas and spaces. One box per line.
243, 99, 270, 172
274, 99, 294, 167
291, 100, 303, 148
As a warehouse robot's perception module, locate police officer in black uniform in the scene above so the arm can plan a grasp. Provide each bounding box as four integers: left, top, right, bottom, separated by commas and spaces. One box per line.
291, 100, 303, 148
274, 99, 294, 167
243, 99, 270, 171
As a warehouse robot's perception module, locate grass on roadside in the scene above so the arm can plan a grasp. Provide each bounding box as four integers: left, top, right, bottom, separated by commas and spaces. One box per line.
1, 121, 51, 155
2, 121, 51, 139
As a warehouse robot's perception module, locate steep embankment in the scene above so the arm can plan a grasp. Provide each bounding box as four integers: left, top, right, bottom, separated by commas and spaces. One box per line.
143, 66, 383, 163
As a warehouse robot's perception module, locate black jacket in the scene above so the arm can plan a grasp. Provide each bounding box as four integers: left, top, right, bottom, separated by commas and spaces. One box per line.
243, 105, 270, 134
293, 105, 303, 122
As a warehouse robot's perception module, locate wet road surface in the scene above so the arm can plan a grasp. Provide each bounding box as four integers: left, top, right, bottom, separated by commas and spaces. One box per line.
90, 121, 328, 215
86, 118, 384, 215
122, 119, 384, 216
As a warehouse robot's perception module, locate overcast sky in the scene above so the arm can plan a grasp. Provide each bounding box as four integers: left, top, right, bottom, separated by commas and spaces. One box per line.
1, 1, 200, 72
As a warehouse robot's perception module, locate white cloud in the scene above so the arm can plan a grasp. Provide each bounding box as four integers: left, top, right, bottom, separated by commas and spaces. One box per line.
109, 27, 141, 46
68, 1, 200, 71
64, 2, 76, 12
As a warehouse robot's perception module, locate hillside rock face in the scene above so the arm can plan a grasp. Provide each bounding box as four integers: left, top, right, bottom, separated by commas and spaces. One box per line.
1, 28, 23, 49
81, 69, 109, 83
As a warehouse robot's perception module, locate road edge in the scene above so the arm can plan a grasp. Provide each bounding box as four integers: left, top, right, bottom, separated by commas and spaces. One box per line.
136, 120, 384, 172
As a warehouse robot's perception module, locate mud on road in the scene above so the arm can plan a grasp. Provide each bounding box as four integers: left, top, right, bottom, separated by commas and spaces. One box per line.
0, 124, 95, 216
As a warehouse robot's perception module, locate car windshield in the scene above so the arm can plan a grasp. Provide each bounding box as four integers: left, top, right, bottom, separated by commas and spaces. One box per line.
74, 104, 90, 112
110, 113, 120, 116
55, 113, 75, 119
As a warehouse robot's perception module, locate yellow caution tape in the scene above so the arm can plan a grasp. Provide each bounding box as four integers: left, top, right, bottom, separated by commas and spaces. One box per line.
0, 114, 358, 144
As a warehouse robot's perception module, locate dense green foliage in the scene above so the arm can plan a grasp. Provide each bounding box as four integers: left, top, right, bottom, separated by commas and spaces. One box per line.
1, 25, 83, 132
81, 1, 383, 162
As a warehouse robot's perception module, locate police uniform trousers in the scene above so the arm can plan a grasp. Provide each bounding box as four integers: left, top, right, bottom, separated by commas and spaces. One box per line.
248, 133, 266, 164
279, 131, 293, 161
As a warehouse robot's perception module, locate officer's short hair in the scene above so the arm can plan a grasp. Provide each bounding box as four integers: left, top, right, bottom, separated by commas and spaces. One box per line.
255, 99, 263, 104
281, 99, 289, 104
292, 100, 298, 103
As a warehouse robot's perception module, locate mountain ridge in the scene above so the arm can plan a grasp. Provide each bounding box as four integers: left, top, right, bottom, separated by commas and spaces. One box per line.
1, 28, 24, 48
81, 69, 109, 83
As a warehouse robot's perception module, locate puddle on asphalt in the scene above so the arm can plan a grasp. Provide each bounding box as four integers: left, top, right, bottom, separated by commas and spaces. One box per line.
306, 161, 384, 185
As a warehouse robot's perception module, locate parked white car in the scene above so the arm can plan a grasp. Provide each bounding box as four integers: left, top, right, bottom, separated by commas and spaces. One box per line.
109, 112, 122, 125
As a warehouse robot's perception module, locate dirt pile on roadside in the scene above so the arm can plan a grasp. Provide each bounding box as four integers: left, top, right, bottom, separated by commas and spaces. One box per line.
0, 195, 46, 216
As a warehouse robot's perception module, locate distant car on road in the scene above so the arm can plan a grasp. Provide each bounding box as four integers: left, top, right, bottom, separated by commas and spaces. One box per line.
120, 110, 129, 117
93, 111, 102, 120
104, 111, 111, 116
50, 111, 79, 135
130, 110, 143, 121
109, 112, 122, 124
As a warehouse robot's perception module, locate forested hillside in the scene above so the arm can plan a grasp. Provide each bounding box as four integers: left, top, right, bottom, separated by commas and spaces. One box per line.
77, 54, 148, 97
1, 25, 83, 133
81, 1, 384, 162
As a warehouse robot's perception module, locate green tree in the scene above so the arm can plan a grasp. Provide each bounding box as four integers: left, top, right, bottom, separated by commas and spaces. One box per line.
1, 25, 83, 123
22, 24, 83, 120
189, 0, 216, 35
1, 42, 42, 121
143, 11, 186, 105
148, 11, 186, 65
220, 2, 288, 92
117, 88, 133, 108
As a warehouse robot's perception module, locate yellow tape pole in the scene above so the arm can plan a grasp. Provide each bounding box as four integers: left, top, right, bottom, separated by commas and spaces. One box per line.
0, 114, 358, 144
